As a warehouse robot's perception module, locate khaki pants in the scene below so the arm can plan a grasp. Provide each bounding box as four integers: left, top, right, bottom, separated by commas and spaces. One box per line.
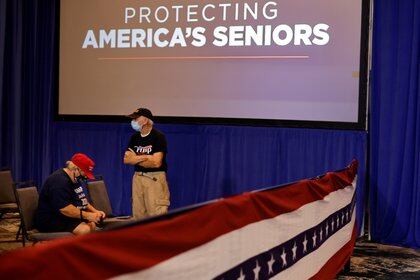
132, 171, 170, 219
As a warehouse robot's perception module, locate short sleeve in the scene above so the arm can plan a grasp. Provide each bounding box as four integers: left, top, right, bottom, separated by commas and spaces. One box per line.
154, 133, 167, 154
49, 185, 73, 211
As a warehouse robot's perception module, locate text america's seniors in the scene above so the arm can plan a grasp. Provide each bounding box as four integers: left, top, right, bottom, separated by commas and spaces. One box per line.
82, 1, 330, 49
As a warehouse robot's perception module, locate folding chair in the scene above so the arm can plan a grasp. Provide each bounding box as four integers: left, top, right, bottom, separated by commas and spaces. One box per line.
87, 180, 133, 228
15, 186, 73, 246
0, 169, 24, 241
0, 169, 19, 219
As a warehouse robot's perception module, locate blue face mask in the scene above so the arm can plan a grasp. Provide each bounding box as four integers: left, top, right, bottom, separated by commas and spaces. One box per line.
131, 120, 142, 132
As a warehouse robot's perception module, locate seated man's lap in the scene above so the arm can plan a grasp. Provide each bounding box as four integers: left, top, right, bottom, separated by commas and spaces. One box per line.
38, 217, 81, 233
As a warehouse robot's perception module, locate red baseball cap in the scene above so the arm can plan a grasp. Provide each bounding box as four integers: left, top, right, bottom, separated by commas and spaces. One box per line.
71, 153, 95, 179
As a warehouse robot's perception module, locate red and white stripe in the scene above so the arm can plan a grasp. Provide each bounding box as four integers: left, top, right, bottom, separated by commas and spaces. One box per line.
0, 161, 358, 280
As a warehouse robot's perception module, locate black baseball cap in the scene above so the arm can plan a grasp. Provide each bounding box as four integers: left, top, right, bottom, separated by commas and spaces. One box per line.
127, 108, 154, 121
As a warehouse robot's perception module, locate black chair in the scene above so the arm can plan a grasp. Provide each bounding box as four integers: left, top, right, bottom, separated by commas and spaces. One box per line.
15, 186, 73, 246
0, 169, 24, 241
87, 180, 133, 228
0, 169, 19, 219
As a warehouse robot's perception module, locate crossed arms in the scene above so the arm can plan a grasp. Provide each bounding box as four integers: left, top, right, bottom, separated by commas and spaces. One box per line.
123, 148, 164, 169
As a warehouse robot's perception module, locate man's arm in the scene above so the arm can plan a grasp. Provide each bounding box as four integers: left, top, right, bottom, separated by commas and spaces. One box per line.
138, 152, 164, 168
85, 203, 106, 218
123, 148, 145, 165
60, 204, 101, 223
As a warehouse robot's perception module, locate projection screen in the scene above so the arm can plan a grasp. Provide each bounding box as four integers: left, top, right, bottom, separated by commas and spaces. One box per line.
59, 0, 369, 128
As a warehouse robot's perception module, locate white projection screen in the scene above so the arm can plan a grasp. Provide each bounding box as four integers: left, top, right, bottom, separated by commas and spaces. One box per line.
58, 0, 369, 129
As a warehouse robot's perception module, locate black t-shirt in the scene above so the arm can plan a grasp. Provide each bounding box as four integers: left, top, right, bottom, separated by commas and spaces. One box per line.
36, 169, 89, 229
127, 128, 168, 172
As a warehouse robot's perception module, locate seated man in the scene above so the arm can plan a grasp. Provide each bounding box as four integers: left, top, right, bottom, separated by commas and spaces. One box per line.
35, 153, 106, 235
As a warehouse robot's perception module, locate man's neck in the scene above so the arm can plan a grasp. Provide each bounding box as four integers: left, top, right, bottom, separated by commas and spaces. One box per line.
63, 168, 76, 183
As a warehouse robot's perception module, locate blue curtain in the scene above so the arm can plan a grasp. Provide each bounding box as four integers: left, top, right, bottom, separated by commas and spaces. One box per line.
0, 0, 369, 235
0, 1, 6, 155
370, 0, 420, 248
54, 122, 367, 223
0, 0, 56, 183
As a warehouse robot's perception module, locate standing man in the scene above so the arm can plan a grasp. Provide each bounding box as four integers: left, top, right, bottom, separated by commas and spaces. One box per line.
36, 153, 106, 235
124, 108, 170, 219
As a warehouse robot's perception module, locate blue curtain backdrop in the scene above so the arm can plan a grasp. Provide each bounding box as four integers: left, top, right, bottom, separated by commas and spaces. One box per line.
0, 0, 56, 184
0, 0, 382, 241
54, 122, 367, 220
370, 0, 419, 248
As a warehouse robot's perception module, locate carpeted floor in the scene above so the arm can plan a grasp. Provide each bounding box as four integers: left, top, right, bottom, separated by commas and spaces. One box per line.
0, 213, 23, 252
336, 240, 420, 279
1, 213, 419, 278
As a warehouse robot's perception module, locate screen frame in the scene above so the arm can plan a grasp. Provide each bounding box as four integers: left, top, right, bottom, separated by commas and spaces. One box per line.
54, 0, 370, 131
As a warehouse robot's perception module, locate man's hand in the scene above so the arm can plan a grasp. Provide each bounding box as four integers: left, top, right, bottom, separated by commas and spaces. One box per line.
96, 210, 106, 219
84, 212, 102, 223
124, 148, 145, 165
137, 152, 164, 168
85, 203, 106, 219
124, 148, 137, 160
